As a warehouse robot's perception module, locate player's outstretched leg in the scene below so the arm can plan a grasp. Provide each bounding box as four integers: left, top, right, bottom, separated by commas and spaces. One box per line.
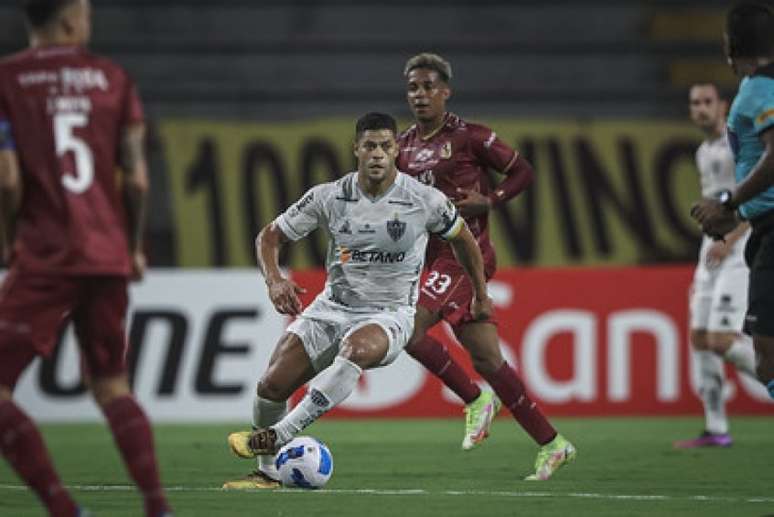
407, 334, 482, 406
223, 396, 286, 489
675, 348, 732, 449
225, 332, 317, 490
407, 307, 501, 450
408, 334, 500, 450
0, 394, 80, 516
482, 362, 576, 480
94, 377, 171, 517
456, 322, 576, 480
229, 356, 363, 457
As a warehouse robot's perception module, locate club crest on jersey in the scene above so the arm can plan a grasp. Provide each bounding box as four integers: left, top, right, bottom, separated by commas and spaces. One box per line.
386, 214, 406, 242
418, 170, 435, 186
440, 141, 452, 159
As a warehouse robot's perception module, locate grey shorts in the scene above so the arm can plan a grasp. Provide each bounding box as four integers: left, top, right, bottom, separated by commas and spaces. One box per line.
286, 295, 415, 372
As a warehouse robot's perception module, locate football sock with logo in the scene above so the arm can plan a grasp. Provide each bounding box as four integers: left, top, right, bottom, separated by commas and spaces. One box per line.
102, 396, 170, 517
724, 335, 757, 378
273, 356, 362, 445
696, 350, 728, 434
407, 335, 481, 404
481, 362, 557, 446
0, 400, 78, 517
253, 396, 287, 475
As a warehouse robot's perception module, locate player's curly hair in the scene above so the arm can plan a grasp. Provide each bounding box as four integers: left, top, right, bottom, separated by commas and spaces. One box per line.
23, 0, 78, 28
403, 53, 453, 83
726, 1, 774, 58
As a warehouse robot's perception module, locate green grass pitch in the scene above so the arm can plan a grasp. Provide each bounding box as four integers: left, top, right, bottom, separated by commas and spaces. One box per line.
0, 417, 771, 516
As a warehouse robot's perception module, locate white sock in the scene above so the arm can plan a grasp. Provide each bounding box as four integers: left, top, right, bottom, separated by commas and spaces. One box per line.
252, 396, 287, 477
272, 356, 362, 445
696, 350, 728, 434
724, 335, 757, 379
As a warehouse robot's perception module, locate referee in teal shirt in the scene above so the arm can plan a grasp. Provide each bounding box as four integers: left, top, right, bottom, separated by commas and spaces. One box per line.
692, 1, 774, 399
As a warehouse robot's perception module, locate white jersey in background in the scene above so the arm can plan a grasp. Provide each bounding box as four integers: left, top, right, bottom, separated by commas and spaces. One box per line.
695, 132, 737, 198
276, 171, 462, 312
690, 132, 750, 332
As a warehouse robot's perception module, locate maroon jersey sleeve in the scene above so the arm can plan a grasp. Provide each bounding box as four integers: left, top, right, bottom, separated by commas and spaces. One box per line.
468, 123, 518, 173
121, 76, 144, 126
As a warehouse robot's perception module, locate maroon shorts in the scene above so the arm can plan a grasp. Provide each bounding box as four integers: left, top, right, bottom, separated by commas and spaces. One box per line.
418, 257, 497, 329
0, 270, 129, 389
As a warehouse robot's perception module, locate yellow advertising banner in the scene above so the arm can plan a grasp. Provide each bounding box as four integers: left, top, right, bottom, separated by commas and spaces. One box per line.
158, 118, 705, 268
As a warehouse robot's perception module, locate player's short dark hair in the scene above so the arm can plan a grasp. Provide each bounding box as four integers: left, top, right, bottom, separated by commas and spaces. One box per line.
403, 53, 453, 83
23, 0, 77, 29
355, 112, 397, 140
726, 1, 774, 58
689, 82, 729, 102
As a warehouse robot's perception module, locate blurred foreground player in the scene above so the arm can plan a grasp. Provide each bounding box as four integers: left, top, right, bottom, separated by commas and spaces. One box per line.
692, 1, 774, 400
225, 113, 492, 488
397, 53, 575, 480
676, 83, 760, 449
0, 1, 171, 515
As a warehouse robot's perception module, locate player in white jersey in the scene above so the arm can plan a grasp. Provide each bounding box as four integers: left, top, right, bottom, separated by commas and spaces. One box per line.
675, 83, 758, 449
223, 113, 492, 488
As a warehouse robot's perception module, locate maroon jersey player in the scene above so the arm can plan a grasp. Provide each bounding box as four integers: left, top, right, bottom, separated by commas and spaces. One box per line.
397, 53, 576, 480
0, 1, 170, 515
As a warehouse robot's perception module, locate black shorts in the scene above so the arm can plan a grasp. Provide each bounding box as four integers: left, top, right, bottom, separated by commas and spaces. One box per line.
744, 209, 774, 337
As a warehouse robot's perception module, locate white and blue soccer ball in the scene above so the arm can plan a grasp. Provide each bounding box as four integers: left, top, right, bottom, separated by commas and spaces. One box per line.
274, 436, 333, 489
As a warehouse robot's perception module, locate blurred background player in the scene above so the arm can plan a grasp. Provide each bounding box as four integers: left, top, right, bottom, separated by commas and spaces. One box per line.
676, 82, 758, 449
0, 1, 171, 515
692, 1, 774, 400
225, 112, 493, 488
397, 53, 575, 480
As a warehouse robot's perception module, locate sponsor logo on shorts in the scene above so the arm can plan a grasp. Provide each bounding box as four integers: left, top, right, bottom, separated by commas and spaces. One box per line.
717, 294, 738, 314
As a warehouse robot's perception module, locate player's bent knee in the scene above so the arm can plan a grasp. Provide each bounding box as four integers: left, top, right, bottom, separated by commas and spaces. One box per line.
339, 341, 386, 369
470, 357, 502, 376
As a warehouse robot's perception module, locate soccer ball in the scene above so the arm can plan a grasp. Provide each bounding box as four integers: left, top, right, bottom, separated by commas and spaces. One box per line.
274, 436, 333, 489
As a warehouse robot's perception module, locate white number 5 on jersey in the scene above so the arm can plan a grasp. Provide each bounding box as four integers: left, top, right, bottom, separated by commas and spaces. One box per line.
54, 113, 94, 194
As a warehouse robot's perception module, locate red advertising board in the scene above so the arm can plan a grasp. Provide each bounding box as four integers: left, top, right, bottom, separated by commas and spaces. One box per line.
291, 266, 773, 417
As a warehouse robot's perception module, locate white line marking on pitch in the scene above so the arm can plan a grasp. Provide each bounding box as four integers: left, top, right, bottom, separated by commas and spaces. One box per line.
0, 485, 772, 504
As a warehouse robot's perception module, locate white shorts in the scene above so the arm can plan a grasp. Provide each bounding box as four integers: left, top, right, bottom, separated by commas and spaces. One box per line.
285, 295, 415, 372
689, 235, 750, 333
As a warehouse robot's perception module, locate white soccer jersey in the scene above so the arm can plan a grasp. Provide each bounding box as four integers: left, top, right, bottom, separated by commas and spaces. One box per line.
690, 131, 751, 332
695, 132, 736, 198
275, 171, 463, 310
